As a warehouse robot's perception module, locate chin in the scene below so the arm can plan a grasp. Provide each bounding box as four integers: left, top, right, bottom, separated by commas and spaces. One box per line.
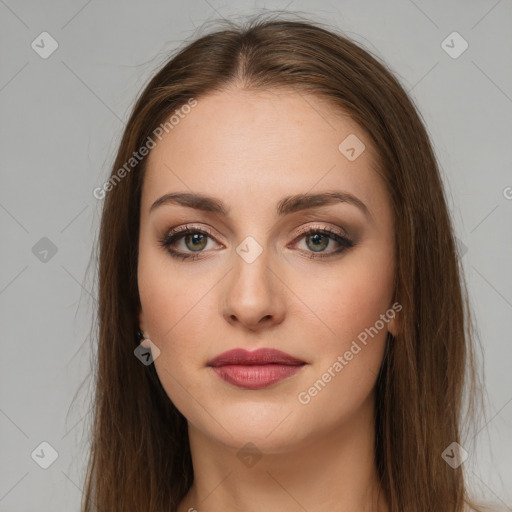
194, 404, 313, 452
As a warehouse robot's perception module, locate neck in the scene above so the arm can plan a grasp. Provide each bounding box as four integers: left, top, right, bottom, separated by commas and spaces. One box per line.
177, 392, 388, 512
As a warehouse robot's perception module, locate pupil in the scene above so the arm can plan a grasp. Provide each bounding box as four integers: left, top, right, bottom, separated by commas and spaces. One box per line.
307, 233, 328, 252
186, 233, 207, 251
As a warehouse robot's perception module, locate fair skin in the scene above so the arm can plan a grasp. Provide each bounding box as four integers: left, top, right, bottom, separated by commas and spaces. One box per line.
137, 86, 398, 512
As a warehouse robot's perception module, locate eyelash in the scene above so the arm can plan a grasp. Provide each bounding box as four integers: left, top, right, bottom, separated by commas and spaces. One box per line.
158, 224, 355, 261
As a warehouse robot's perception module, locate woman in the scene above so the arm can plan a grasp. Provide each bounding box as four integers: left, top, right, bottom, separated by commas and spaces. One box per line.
82, 14, 493, 512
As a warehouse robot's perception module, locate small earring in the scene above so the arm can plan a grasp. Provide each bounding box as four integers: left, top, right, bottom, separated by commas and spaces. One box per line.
137, 328, 152, 349
137, 328, 151, 350
135, 328, 161, 361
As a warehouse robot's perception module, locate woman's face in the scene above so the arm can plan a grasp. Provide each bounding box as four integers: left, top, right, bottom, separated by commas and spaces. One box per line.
137, 87, 398, 452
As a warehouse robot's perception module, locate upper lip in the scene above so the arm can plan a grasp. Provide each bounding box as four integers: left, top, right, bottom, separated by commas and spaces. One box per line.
207, 348, 305, 367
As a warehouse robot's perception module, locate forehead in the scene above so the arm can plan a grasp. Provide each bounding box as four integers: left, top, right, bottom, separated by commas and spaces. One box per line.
142, 87, 387, 217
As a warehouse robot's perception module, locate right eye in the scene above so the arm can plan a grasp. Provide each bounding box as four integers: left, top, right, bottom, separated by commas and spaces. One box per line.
158, 225, 223, 261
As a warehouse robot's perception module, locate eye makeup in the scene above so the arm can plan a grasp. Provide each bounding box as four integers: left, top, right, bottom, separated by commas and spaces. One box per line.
157, 222, 356, 261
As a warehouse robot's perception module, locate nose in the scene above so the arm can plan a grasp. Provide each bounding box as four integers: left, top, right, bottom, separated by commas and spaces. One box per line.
221, 247, 286, 332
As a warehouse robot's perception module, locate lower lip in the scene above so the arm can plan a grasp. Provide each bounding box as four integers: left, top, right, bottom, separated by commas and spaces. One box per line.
210, 364, 305, 390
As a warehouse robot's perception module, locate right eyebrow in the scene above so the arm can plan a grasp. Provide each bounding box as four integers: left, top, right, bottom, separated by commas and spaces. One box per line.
150, 192, 229, 216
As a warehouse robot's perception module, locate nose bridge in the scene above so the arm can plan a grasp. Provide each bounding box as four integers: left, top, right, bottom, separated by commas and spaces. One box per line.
232, 236, 273, 303
222, 234, 284, 328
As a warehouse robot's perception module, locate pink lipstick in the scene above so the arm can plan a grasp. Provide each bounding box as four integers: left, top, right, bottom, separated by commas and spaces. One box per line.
207, 348, 306, 390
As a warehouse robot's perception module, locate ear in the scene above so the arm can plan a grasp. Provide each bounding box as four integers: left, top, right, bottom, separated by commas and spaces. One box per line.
138, 307, 147, 337
386, 306, 401, 337
387, 316, 398, 337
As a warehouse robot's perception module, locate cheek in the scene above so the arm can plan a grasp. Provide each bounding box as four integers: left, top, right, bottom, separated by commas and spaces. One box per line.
137, 247, 212, 366
291, 248, 394, 419
138, 257, 214, 419
293, 277, 392, 429
293, 246, 395, 352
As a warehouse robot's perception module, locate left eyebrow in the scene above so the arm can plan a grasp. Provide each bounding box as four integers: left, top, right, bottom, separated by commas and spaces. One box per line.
149, 191, 372, 221
276, 191, 371, 221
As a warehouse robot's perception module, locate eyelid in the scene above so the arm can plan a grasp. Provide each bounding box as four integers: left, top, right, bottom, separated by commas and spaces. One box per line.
164, 223, 224, 243
292, 222, 348, 239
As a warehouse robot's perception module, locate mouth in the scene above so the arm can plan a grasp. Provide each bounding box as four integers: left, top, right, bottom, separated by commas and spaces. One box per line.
207, 348, 306, 390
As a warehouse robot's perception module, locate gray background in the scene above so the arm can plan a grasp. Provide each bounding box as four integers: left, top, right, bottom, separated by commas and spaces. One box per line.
1, 0, 511, 510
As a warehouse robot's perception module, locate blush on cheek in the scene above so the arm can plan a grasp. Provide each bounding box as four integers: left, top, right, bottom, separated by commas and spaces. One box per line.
298, 274, 392, 352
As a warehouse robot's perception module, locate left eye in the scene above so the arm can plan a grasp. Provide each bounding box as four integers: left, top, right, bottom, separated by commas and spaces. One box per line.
297, 231, 339, 252
290, 228, 354, 259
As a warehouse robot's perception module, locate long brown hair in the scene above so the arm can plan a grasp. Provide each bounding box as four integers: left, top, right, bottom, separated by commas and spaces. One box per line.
81, 13, 487, 512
